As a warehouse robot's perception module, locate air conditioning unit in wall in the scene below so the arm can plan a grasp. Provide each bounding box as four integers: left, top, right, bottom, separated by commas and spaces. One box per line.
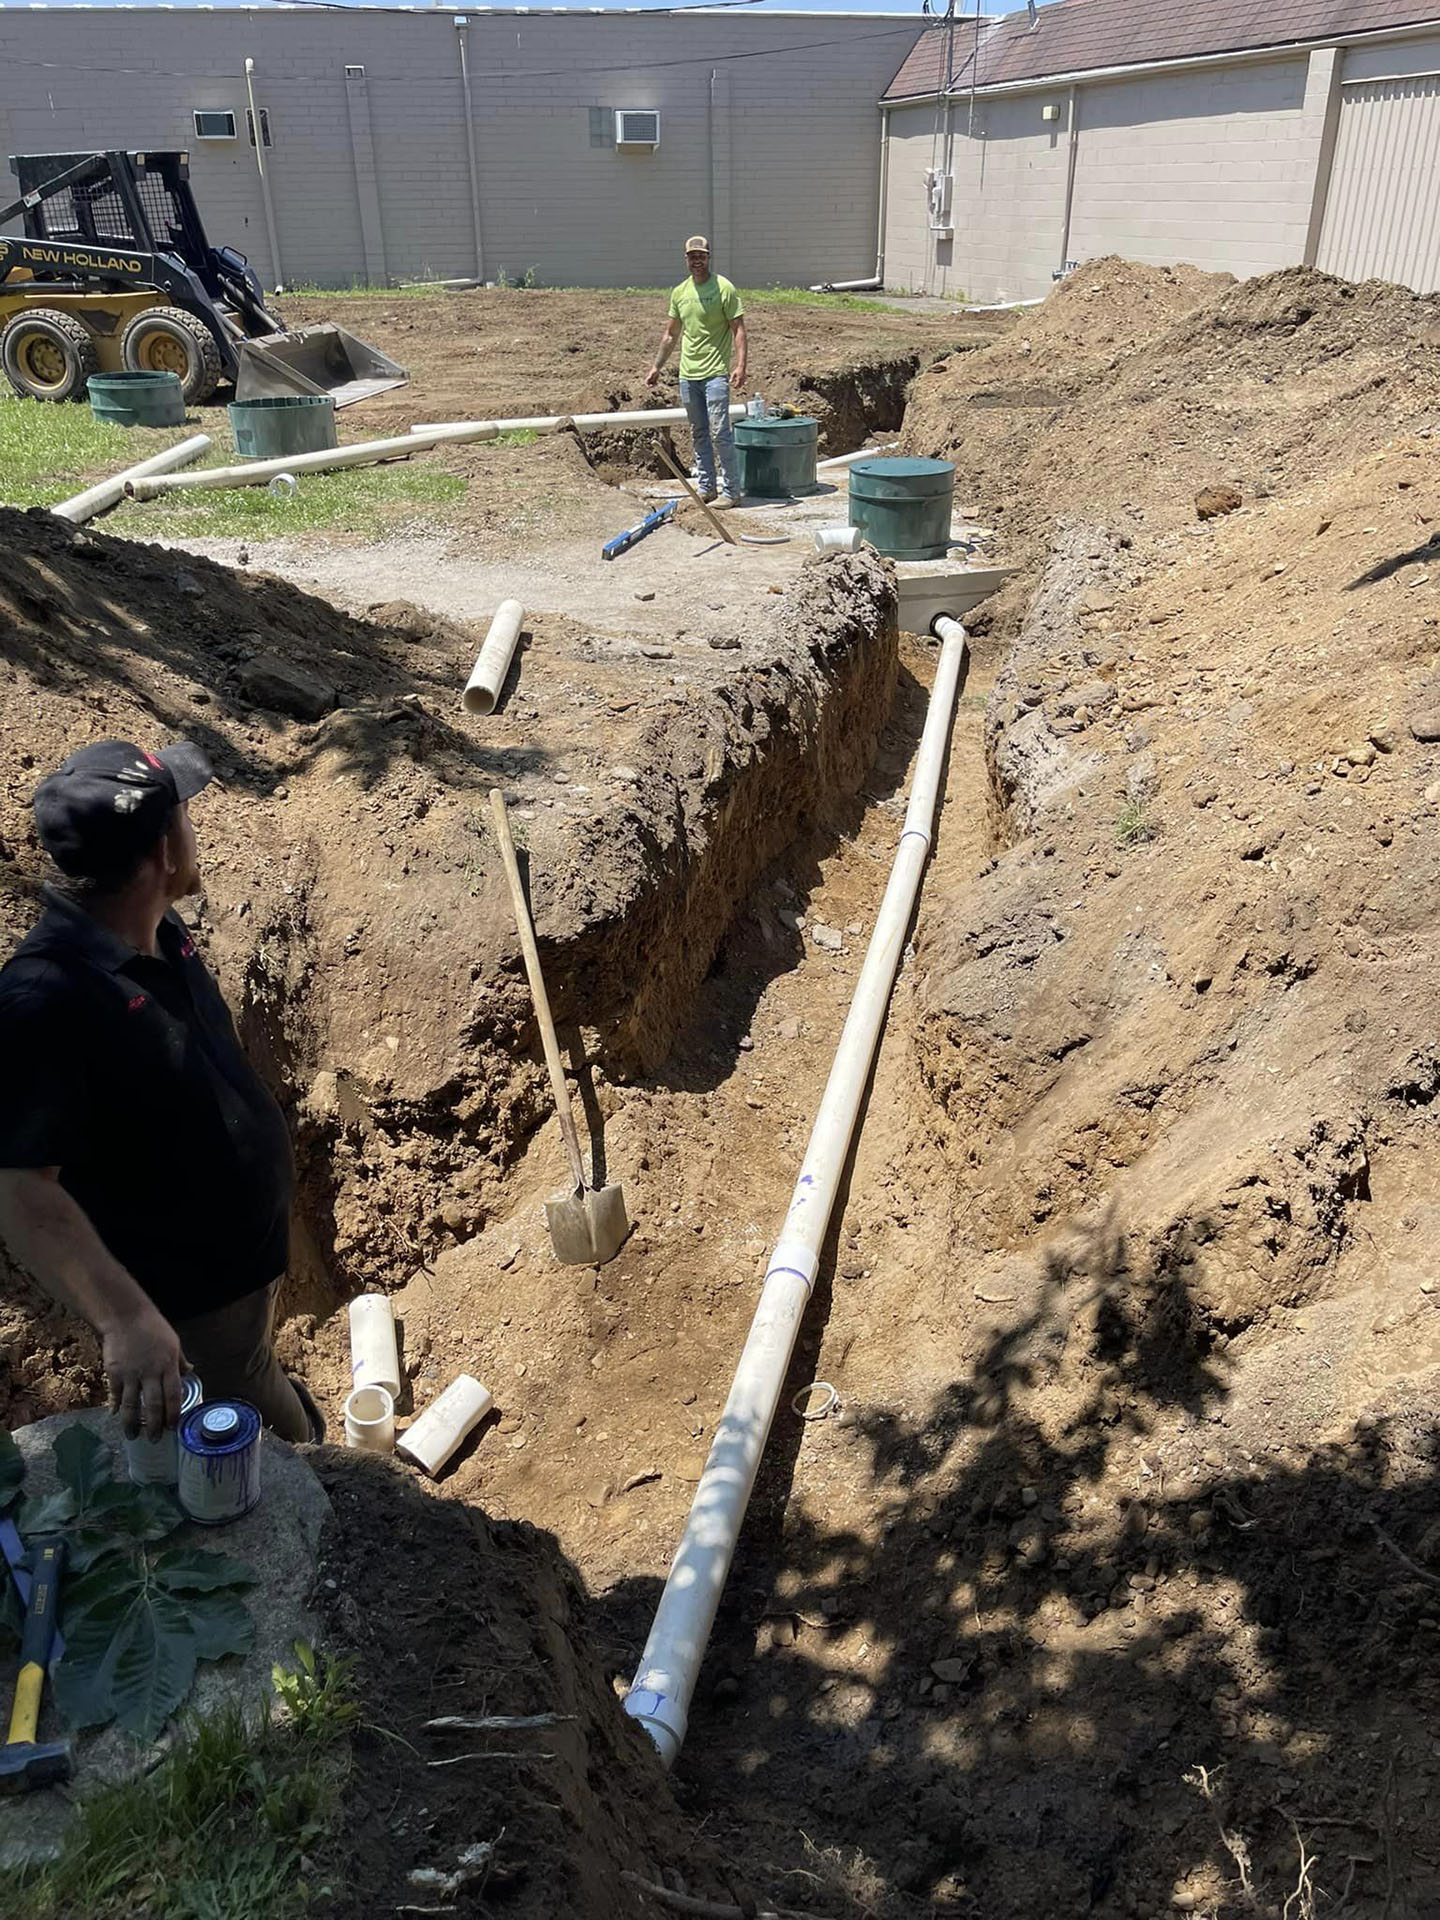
615, 109, 660, 149
924, 167, 954, 238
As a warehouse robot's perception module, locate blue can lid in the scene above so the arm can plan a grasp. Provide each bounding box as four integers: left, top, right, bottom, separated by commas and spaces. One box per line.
200, 1405, 240, 1442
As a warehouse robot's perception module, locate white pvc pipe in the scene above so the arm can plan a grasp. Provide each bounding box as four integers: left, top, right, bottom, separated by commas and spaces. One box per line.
397, 1374, 494, 1478
463, 599, 524, 715
50, 433, 212, 525
411, 403, 745, 443
813, 526, 862, 554
815, 443, 899, 474
245, 57, 285, 293
348, 1293, 401, 1399
123, 421, 498, 499
624, 610, 970, 1768
344, 1385, 396, 1453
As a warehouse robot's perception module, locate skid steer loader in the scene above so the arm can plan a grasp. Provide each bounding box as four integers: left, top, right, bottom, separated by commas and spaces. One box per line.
0, 149, 406, 406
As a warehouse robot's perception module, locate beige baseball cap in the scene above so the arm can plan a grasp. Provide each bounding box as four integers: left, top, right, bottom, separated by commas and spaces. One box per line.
684, 234, 710, 254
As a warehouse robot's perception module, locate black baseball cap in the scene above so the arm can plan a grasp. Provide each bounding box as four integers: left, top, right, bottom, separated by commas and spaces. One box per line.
34, 739, 214, 881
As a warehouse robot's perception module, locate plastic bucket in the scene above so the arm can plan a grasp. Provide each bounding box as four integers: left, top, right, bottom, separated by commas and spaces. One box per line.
87, 371, 185, 430
228, 393, 338, 461
734, 415, 819, 498
847, 456, 956, 561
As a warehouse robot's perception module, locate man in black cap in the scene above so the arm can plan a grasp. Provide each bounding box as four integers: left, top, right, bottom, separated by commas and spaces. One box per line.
0, 740, 318, 1443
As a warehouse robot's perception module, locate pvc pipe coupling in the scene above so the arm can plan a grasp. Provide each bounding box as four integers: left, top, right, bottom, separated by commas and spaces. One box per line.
814, 526, 862, 554
344, 1385, 396, 1453
398, 1374, 494, 1478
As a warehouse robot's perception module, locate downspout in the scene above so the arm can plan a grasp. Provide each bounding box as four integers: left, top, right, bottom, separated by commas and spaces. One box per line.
624, 609, 971, 1768
1057, 82, 1080, 278
455, 18, 486, 284
875, 104, 891, 285
243, 58, 285, 293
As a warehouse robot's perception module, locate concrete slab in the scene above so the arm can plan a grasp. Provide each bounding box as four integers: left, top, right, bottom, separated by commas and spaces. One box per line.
0, 1408, 330, 1872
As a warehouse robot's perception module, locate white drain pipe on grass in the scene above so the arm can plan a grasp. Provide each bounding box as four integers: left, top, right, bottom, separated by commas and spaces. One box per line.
50, 433, 212, 524
123, 422, 499, 500
624, 609, 970, 1767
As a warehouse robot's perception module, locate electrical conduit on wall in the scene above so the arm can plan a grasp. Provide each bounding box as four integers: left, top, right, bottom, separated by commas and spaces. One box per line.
624, 609, 970, 1767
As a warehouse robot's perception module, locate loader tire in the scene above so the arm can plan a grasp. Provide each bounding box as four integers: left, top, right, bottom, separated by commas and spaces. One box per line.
121, 307, 223, 404
1, 308, 100, 402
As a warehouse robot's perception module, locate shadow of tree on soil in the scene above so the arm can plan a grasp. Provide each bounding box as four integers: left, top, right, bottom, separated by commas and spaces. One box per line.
596, 1209, 1440, 1919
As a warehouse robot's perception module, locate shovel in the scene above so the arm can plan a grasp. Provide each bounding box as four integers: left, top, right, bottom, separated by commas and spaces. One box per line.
489, 789, 629, 1265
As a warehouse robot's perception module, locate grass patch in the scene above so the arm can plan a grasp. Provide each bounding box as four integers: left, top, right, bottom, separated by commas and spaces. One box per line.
121, 466, 465, 540
492, 426, 542, 446
1115, 797, 1160, 847
0, 395, 466, 539
11, 1645, 357, 1920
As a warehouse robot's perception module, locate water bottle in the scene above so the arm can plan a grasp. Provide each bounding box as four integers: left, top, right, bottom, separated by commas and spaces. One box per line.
747, 394, 764, 420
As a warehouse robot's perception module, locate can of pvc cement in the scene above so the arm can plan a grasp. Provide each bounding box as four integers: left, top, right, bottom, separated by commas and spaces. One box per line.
177, 1400, 262, 1526
125, 1373, 203, 1486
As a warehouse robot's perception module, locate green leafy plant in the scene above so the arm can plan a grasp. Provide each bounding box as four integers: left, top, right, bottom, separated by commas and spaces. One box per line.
5, 1425, 256, 1741
271, 1640, 361, 1739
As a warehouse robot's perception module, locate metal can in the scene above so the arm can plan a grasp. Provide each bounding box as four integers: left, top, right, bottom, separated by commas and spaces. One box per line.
124, 1372, 203, 1486
177, 1400, 262, 1526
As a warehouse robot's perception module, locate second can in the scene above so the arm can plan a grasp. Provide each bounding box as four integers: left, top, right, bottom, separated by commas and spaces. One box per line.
177, 1401, 262, 1525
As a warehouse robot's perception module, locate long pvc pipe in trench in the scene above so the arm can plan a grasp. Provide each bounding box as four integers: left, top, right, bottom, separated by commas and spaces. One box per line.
624, 610, 970, 1767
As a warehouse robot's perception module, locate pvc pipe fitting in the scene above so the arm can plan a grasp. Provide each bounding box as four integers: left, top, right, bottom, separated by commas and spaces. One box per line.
344, 1384, 395, 1453
348, 1293, 401, 1399
813, 526, 862, 554
463, 599, 524, 714
397, 1374, 494, 1478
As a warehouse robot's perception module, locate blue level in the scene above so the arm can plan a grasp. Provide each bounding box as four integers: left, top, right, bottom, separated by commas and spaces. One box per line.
602, 500, 677, 561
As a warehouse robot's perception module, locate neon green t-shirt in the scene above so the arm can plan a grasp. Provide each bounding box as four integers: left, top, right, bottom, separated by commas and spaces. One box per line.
668, 273, 744, 381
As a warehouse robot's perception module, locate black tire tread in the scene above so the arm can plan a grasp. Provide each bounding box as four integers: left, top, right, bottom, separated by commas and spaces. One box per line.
121, 305, 224, 404
1, 307, 100, 402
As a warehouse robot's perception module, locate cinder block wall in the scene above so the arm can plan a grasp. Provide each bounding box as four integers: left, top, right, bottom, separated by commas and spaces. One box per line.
882, 43, 1382, 303
0, 7, 912, 289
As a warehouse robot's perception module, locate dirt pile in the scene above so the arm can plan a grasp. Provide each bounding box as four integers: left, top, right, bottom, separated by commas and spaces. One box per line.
905, 259, 1440, 573
839, 262, 1440, 1915
311, 1449, 746, 1919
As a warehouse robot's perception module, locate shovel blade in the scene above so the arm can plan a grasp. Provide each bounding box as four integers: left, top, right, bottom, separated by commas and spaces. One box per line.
544, 1183, 629, 1266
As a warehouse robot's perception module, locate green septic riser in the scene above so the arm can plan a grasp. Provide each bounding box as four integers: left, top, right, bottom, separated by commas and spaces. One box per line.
734, 415, 819, 498
87, 371, 185, 429
228, 393, 338, 461
848, 456, 956, 561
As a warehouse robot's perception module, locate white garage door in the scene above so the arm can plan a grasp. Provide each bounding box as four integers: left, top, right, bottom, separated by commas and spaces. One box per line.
1317, 74, 1440, 294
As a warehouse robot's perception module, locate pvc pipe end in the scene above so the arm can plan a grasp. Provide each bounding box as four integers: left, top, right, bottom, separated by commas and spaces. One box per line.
622, 1688, 685, 1769
463, 687, 496, 715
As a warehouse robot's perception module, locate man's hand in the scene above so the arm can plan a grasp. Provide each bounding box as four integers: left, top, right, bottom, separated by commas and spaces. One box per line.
730, 367, 747, 392
102, 1306, 187, 1438
644, 364, 661, 389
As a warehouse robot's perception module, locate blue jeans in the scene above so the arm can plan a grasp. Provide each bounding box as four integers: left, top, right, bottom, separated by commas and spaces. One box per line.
681, 374, 740, 499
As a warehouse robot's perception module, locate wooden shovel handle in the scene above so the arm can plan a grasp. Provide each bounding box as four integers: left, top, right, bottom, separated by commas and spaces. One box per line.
653, 438, 738, 546
489, 789, 588, 1193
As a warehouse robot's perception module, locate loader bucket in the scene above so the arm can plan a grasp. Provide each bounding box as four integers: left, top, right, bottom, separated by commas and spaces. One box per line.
234, 324, 407, 408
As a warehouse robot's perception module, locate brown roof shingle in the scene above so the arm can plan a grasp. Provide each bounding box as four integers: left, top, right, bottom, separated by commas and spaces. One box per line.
883, 0, 1440, 100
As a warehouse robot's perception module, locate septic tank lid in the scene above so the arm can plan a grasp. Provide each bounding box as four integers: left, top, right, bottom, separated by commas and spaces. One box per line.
849, 456, 954, 478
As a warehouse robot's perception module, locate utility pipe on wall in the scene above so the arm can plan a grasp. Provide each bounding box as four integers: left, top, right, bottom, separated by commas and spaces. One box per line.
1057, 83, 1080, 280
244, 58, 285, 293
455, 18, 486, 284
624, 608, 971, 1768
49, 433, 211, 523
124, 421, 499, 498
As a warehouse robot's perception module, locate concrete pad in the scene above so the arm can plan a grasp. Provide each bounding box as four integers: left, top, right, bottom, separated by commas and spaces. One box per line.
0, 1408, 330, 1872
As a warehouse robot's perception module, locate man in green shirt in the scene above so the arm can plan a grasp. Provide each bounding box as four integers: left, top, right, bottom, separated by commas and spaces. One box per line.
645, 234, 748, 506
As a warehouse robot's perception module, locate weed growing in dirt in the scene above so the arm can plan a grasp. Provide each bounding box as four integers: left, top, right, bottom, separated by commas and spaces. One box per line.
496, 265, 540, 290
494, 428, 542, 446
1115, 796, 1160, 846
12, 1644, 356, 1920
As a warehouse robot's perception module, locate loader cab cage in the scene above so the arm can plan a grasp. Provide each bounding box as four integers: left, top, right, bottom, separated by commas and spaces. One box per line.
12, 151, 204, 268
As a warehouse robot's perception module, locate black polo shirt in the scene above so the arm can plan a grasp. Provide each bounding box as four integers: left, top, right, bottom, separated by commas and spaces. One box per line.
0, 890, 293, 1321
